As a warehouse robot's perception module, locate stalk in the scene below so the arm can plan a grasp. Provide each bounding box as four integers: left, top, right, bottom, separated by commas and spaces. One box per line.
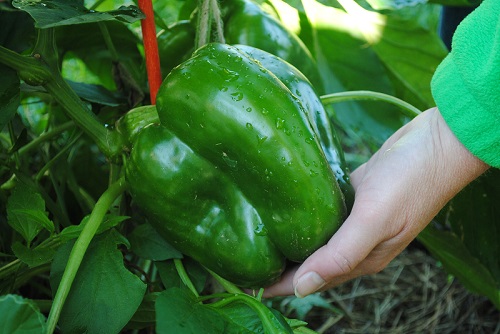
138, 0, 162, 104
320, 90, 422, 119
0, 30, 124, 160
206, 267, 244, 295
195, 0, 212, 49
17, 121, 75, 156
46, 178, 127, 334
210, 0, 225, 44
209, 294, 290, 333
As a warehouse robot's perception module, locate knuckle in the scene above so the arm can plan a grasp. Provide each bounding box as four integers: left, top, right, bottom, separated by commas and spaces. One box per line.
331, 251, 355, 275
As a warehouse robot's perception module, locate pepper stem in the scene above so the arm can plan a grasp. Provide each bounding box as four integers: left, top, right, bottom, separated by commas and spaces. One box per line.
195, 0, 225, 49
195, 0, 212, 49
211, 0, 225, 44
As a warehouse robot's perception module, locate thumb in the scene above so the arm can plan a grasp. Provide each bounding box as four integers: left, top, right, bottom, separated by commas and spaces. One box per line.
292, 203, 387, 298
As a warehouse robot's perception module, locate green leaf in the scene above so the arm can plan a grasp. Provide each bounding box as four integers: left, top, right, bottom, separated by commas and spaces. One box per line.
16, 96, 49, 136
125, 293, 159, 330
155, 288, 226, 334
129, 223, 183, 261
354, 1, 448, 109
298, 0, 406, 146
152, 0, 194, 28
50, 230, 147, 334
12, 0, 145, 28
0, 64, 20, 133
213, 301, 299, 333
364, 0, 426, 10
418, 169, 500, 309
67, 80, 126, 106
59, 214, 129, 242
213, 302, 267, 333
418, 225, 500, 309
0, 10, 35, 52
0, 294, 47, 334
57, 21, 143, 91
156, 258, 208, 294
427, 0, 480, 5
293, 326, 319, 333
285, 0, 446, 147
210, 294, 294, 333
447, 170, 500, 282
7, 181, 54, 245
282, 293, 339, 320
11, 241, 56, 268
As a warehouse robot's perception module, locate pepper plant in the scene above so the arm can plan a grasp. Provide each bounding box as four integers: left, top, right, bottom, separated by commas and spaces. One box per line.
0, 0, 498, 333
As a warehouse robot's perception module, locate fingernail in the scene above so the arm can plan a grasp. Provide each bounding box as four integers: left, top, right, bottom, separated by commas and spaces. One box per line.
294, 272, 325, 298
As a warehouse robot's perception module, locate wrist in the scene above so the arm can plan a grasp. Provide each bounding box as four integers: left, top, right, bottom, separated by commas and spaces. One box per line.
431, 107, 489, 189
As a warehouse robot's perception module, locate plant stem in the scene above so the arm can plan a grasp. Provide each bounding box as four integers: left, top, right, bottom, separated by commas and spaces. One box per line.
320, 90, 422, 119
98, 22, 119, 61
210, 294, 290, 333
0, 39, 124, 160
43, 77, 124, 159
174, 259, 199, 297
0, 45, 52, 85
17, 121, 75, 156
35, 131, 83, 182
195, 0, 212, 49
205, 267, 244, 294
210, 0, 225, 44
46, 177, 127, 334
138, 0, 162, 104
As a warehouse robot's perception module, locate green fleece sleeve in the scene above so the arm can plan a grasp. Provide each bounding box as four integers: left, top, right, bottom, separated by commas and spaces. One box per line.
431, 0, 500, 168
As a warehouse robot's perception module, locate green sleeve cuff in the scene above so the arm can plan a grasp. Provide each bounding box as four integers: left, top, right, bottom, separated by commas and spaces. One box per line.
431, 0, 500, 168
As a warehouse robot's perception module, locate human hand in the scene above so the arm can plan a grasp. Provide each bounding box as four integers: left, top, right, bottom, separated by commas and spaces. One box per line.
263, 107, 489, 298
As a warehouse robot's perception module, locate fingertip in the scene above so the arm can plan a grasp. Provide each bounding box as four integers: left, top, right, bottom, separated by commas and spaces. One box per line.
294, 271, 326, 298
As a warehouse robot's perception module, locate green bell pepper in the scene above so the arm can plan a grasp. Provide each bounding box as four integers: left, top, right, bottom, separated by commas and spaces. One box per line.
223, 0, 323, 91
157, 20, 195, 77
235, 45, 355, 209
125, 43, 346, 287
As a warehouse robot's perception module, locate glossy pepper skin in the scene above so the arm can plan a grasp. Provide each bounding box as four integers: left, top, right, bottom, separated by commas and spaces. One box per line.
126, 44, 346, 287
126, 124, 285, 287
235, 45, 355, 209
223, 0, 323, 92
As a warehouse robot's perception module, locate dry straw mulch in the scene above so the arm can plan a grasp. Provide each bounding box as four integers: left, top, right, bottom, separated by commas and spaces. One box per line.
306, 246, 500, 334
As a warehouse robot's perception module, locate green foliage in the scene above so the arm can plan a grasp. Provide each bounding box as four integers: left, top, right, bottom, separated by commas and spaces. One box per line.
418, 169, 500, 309
0, 65, 19, 132
12, 0, 144, 28
50, 230, 147, 333
7, 180, 54, 245
269, 0, 447, 147
280, 293, 341, 320
155, 288, 229, 333
0, 294, 47, 334
128, 223, 183, 261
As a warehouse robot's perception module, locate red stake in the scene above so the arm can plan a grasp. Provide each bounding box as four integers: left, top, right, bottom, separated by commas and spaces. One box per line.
138, 0, 162, 105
